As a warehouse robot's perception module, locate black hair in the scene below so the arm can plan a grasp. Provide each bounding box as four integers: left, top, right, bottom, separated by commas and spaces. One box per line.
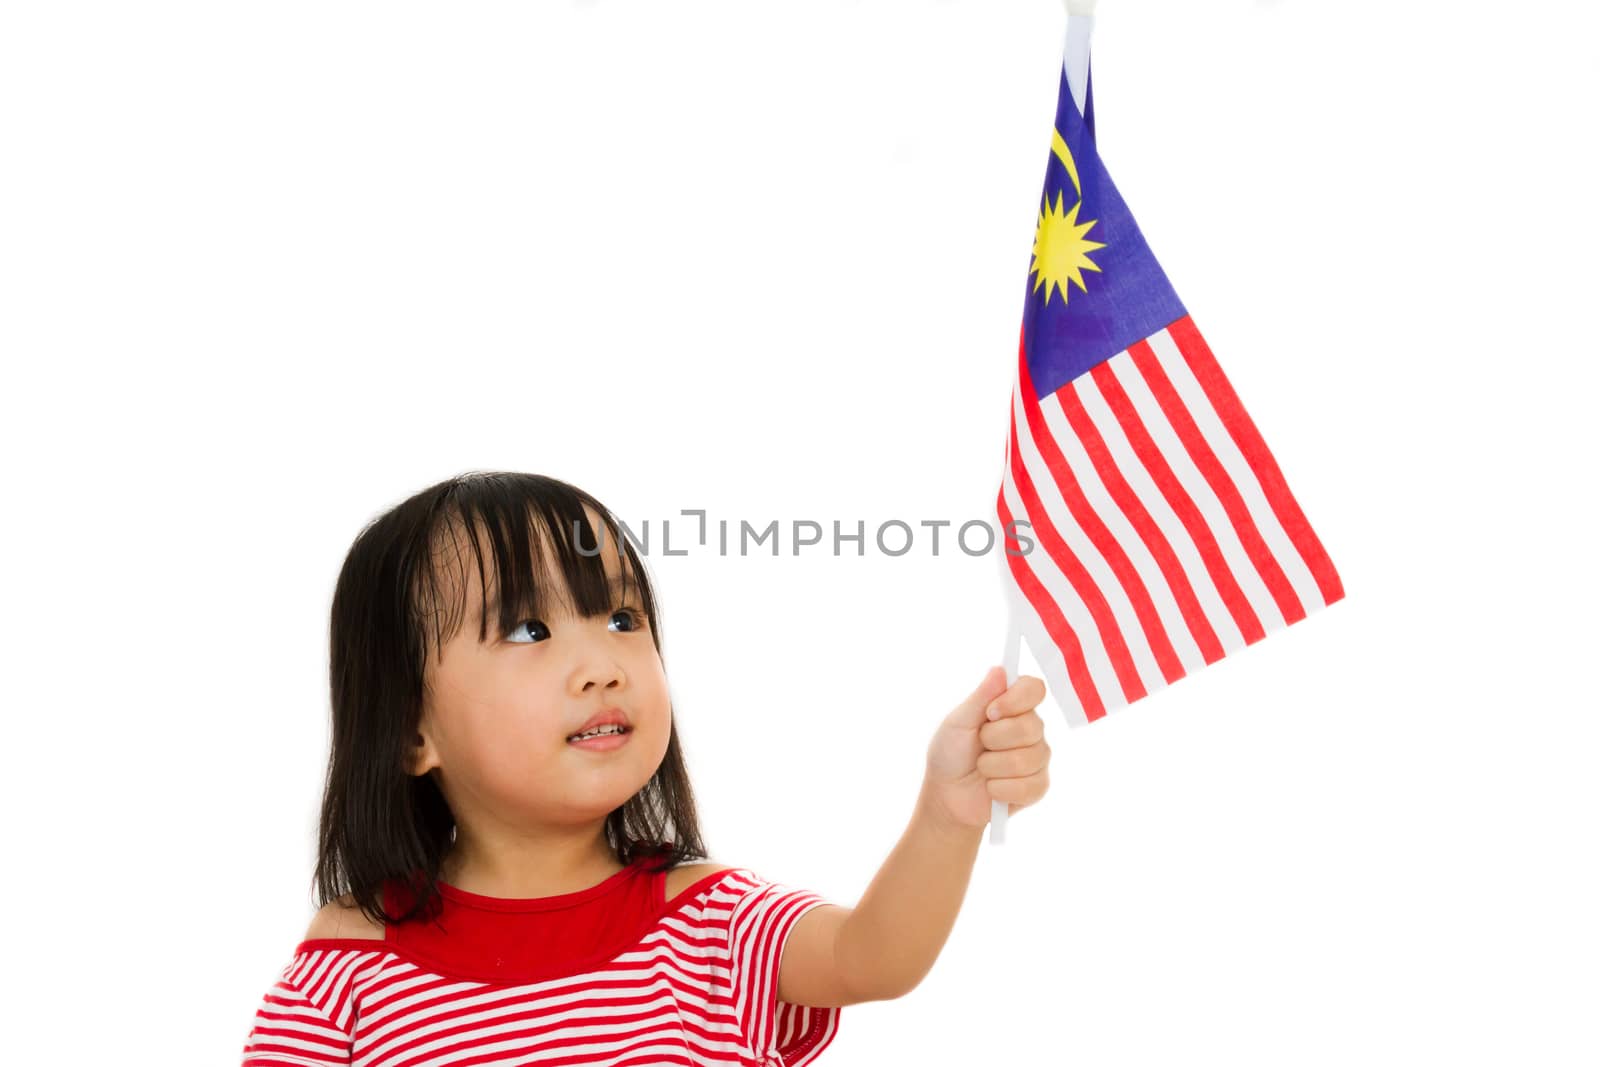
312, 470, 708, 929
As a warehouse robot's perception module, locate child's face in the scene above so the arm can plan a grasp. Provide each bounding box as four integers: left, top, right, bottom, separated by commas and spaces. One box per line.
409, 508, 671, 832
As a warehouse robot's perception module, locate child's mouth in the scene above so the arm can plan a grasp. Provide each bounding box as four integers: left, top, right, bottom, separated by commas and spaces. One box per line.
567, 727, 632, 751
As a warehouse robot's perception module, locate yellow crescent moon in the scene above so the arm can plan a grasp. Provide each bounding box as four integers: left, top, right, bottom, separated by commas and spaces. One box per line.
1050, 128, 1082, 199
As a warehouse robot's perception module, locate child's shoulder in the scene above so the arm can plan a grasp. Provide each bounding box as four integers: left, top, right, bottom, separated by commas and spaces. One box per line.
302, 893, 386, 943
664, 862, 736, 903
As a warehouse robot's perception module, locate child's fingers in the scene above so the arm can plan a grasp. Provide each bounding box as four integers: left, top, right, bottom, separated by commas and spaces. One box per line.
983, 674, 1046, 721
980, 709, 1045, 751
976, 739, 1049, 779
985, 768, 1050, 812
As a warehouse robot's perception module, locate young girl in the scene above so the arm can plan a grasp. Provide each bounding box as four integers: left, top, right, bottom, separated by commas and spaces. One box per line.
240, 471, 1049, 1066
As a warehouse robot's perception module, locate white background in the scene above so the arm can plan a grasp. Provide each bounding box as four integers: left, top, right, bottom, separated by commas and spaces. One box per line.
4, 0, 1597, 1063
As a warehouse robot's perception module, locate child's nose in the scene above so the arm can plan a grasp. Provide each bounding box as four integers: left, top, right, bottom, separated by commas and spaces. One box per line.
573, 647, 625, 692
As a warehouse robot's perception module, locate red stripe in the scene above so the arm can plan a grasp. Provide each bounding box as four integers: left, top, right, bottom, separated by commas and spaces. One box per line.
1165, 315, 1345, 606
1090, 359, 1267, 645
1017, 347, 1188, 685
1007, 401, 1146, 704
997, 486, 1108, 722
1056, 381, 1228, 667
1128, 337, 1306, 626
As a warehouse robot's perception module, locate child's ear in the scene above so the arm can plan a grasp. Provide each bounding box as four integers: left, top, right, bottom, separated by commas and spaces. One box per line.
409, 727, 441, 777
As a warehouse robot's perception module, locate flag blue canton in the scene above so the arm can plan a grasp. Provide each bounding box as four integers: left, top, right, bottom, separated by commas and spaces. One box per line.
1021, 67, 1187, 399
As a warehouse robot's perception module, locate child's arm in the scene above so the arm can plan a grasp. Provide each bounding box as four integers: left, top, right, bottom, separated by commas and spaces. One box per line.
776, 668, 1050, 1005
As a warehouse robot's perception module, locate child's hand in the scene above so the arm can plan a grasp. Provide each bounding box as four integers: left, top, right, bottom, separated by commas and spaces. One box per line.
921, 666, 1050, 832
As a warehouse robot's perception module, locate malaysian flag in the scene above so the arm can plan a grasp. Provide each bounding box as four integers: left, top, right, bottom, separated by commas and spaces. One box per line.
996, 14, 1344, 735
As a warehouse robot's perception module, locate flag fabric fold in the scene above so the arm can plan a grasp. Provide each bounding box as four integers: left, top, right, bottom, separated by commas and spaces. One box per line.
996, 21, 1343, 728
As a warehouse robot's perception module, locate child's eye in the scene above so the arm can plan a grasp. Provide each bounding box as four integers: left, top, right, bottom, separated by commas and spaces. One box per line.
506, 619, 551, 644
610, 607, 647, 633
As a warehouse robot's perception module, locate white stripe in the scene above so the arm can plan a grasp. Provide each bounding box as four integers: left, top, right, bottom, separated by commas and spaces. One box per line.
1015, 386, 1168, 696
1107, 351, 1285, 630
999, 463, 1122, 709
1148, 328, 1329, 612
1038, 385, 1210, 677
1074, 363, 1249, 656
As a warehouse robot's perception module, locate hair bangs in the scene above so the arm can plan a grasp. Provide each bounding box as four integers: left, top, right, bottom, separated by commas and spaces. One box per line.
409, 476, 656, 664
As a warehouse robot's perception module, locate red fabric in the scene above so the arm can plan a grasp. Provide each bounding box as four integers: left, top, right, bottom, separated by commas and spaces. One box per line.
382, 851, 669, 985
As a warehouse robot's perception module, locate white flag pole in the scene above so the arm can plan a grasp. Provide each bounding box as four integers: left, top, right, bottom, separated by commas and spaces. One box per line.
989, 0, 1098, 846
1064, 1, 1095, 117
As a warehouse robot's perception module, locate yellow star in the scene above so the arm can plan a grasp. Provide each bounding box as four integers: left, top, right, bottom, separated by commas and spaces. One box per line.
1029, 189, 1106, 307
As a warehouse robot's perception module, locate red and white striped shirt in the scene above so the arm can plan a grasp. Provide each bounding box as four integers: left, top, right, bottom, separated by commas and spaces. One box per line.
240, 860, 842, 1066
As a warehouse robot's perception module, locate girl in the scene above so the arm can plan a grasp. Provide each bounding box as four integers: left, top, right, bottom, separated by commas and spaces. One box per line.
240, 471, 1049, 1066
